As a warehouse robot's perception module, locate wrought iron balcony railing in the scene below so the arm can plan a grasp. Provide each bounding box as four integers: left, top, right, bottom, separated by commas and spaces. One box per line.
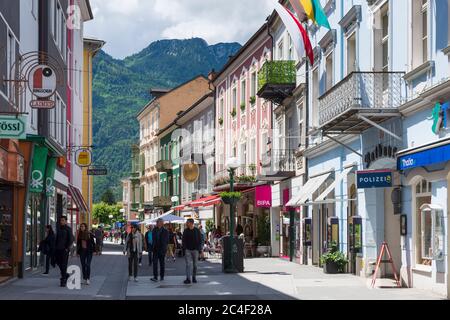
257, 61, 296, 105
153, 196, 172, 207
268, 149, 296, 173
155, 159, 172, 172
318, 72, 405, 129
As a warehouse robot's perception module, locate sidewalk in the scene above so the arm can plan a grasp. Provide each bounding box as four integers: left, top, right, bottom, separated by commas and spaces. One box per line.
126, 258, 445, 300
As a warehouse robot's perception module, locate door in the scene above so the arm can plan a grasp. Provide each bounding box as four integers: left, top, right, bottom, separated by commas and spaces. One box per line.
347, 184, 358, 274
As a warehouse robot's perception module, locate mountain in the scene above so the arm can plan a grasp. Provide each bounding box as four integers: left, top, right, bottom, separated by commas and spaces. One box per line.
92, 38, 241, 202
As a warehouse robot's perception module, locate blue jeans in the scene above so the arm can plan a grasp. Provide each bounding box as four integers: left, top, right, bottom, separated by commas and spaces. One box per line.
185, 249, 199, 279
79, 249, 93, 280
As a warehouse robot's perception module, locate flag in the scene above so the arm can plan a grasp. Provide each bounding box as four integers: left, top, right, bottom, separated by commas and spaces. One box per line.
274, 1, 305, 61
311, 0, 331, 29
285, 7, 314, 65
300, 0, 315, 21
288, 0, 307, 21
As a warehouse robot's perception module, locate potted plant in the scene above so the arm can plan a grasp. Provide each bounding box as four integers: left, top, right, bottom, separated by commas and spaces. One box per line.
248, 163, 256, 176
255, 214, 271, 257
230, 108, 237, 118
220, 191, 242, 205
237, 175, 256, 183
218, 117, 223, 126
240, 101, 246, 111
249, 96, 256, 105
320, 242, 348, 274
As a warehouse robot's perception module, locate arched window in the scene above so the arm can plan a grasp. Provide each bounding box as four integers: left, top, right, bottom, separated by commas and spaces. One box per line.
415, 178, 432, 265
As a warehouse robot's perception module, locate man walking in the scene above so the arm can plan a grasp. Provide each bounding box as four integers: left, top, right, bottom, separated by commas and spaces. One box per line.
94, 226, 103, 255
55, 216, 73, 287
144, 225, 153, 266
182, 219, 202, 284
151, 218, 169, 282
123, 224, 142, 282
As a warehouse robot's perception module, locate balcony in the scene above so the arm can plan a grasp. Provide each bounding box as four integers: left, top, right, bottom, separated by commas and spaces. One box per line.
257, 61, 296, 105
318, 72, 405, 134
155, 160, 172, 172
257, 149, 297, 181
153, 196, 172, 208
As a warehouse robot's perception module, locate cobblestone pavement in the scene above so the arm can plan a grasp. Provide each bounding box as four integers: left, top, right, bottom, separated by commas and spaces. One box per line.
0, 243, 445, 300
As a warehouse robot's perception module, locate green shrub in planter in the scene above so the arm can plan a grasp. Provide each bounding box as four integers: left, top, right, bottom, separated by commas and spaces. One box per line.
230, 108, 237, 118
249, 96, 256, 105
220, 191, 242, 205
320, 241, 348, 274
240, 102, 246, 111
218, 117, 223, 126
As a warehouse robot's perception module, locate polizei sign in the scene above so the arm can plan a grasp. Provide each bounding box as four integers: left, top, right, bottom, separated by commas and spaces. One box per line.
356, 170, 393, 189
0, 115, 26, 139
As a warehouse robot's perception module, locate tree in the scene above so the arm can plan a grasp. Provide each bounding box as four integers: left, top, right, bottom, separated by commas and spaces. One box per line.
101, 188, 116, 205
93, 202, 123, 225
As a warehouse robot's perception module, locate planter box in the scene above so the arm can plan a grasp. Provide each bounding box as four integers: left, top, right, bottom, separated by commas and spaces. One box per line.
323, 261, 340, 274
222, 197, 239, 205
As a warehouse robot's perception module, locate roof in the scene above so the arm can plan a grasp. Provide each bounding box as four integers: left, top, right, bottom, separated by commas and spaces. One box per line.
136, 74, 208, 119
83, 37, 106, 55
212, 22, 269, 83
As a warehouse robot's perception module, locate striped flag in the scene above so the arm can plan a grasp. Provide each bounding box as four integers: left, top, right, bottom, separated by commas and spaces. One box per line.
274, 1, 305, 61
298, 0, 331, 29
285, 7, 314, 65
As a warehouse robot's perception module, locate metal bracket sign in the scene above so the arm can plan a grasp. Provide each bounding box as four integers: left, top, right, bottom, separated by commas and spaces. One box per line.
0, 115, 27, 139
87, 166, 107, 176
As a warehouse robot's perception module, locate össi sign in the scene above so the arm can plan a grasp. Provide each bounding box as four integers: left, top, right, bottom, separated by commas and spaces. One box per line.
0, 115, 26, 139
28, 64, 57, 99
356, 170, 393, 189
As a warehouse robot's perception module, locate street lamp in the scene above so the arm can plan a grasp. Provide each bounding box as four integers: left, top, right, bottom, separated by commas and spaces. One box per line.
225, 157, 240, 273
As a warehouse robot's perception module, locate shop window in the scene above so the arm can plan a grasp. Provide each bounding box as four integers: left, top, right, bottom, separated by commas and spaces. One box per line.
415, 178, 432, 265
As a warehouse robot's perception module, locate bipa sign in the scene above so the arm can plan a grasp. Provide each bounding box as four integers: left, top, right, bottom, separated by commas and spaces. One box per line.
255, 185, 272, 208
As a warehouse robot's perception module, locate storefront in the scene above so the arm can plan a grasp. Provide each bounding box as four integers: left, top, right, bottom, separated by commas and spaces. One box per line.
397, 137, 450, 296
0, 141, 25, 281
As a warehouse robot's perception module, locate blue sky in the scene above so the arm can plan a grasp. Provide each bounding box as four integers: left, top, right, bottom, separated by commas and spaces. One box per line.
85, 0, 274, 59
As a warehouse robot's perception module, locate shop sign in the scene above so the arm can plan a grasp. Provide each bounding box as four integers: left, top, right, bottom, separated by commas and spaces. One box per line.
45, 157, 57, 197
28, 64, 57, 99
431, 101, 449, 134
30, 100, 55, 109
356, 170, 392, 189
398, 143, 450, 171
0, 115, 26, 139
76, 149, 91, 167
255, 185, 272, 208
87, 166, 107, 176
30, 146, 48, 193
0, 148, 7, 180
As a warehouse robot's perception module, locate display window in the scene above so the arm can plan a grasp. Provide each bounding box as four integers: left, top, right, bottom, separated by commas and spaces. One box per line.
0, 186, 13, 271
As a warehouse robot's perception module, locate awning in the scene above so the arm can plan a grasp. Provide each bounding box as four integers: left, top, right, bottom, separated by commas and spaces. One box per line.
189, 195, 221, 207
68, 184, 89, 213
313, 166, 355, 204
286, 171, 332, 207
172, 204, 186, 211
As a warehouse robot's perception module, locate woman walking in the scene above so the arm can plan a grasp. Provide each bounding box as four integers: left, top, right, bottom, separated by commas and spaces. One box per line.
123, 224, 142, 282
41, 225, 55, 275
76, 223, 96, 285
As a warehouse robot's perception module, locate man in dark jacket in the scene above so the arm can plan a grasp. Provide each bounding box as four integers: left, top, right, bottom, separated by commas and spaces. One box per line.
55, 216, 73, 287
150, 218, 169, 282
182, 219, 202, 284
144, 225, 153, 266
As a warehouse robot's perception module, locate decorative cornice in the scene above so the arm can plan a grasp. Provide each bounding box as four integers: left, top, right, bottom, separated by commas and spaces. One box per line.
339, 5, 362, 34
403, 60, 434, 82
443, 45, 450, 56
319, 29, 337, 54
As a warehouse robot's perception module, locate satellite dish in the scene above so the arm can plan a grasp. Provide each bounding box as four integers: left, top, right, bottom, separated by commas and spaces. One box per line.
183, 163, 200, 183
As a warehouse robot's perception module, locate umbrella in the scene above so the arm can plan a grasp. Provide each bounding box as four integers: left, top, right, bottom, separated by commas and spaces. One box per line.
141, 210, 185, 225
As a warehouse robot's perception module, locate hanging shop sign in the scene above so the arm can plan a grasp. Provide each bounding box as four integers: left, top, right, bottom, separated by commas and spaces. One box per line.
76, 149, 92, 167
183, 163, 199, 183
356, 170, 393, 189
364, 144, 398, 169
0, 115, 26, 139
87, 166, 107, 176
28, 65, 57, 99
30, 100, 55, 109
29, 146, 48, 193
431, 101, 449, 134
398, 143, 450, 171
255, 185, 272, 208
45, 157, 57, 197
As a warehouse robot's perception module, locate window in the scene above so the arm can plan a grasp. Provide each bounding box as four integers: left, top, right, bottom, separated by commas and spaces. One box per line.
288, 34, 294, 60
219, 98, 224, 119
298, 103, 304, 149
381, 4, 389, 72
250, 138, 256, 166
346, 33, 357, 74
325, 52, 333, 90
240, 143, 247, 167
60, 101, 66, 147
241, 79, 246, 106
278, 40, 284, 60
250, 72, 257, 101
415, 179, 432, 265
6, 32, 17, 103
261, 132, 268, 157
312, 68, 319, 127
232, 87, 237, 108
412, 0, 428, 68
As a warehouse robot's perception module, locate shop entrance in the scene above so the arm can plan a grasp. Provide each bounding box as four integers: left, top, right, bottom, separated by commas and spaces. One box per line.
347, 184, 359, 274
26, 195, 42, 270
0, 186, 13, 276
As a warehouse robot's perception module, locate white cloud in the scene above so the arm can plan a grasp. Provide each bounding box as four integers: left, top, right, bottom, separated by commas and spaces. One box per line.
85, 0, 274, 59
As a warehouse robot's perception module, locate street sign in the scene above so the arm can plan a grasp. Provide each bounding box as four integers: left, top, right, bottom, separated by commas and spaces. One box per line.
0, 115, 27, 139
87, 167, 108, 176
356, 170, 393, 189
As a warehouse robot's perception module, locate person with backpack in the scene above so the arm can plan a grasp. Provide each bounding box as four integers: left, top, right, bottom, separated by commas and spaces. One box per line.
182, 218, 202, 284
123, 224, 142, 282
144, 225, 153, 266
